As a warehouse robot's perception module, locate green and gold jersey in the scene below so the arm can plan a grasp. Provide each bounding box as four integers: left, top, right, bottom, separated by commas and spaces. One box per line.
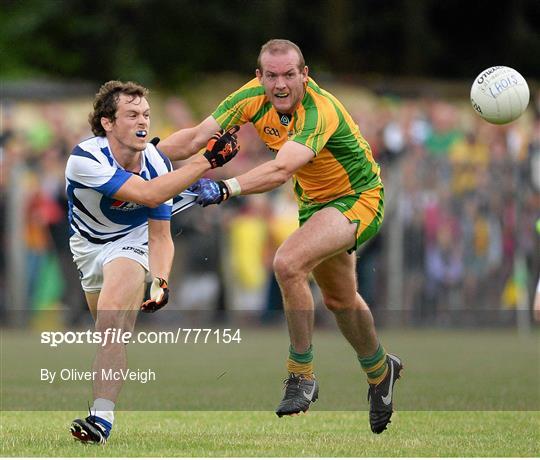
212, 77, 382, 208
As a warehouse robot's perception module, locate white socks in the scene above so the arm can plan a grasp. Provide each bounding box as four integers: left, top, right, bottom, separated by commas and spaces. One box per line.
91, 398, 115, 424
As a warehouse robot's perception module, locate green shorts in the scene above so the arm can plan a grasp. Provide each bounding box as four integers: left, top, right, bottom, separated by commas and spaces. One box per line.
298, 186, 384, 253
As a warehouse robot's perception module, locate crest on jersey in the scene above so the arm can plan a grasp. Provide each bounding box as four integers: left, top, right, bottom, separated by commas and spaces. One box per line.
279, 113, 291, 126
111, 200, 143, 211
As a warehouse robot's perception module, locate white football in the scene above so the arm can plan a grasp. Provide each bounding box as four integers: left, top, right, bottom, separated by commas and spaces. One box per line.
470, 66, 529, 124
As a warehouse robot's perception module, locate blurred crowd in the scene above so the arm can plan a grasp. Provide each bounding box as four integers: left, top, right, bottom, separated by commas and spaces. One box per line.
1, 86, 539, 327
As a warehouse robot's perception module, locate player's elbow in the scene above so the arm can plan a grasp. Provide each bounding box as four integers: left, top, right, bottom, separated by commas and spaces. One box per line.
137, 190, 162, 208
145, 198, 162, 209
117, 177, 164, 208
271, 162, 293, 186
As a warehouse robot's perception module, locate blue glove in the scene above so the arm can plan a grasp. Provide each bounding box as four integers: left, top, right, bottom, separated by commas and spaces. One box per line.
188, 178, 229, 207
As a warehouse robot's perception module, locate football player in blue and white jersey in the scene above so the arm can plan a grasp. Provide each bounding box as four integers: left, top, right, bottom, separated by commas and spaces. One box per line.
67, 80, 239, 444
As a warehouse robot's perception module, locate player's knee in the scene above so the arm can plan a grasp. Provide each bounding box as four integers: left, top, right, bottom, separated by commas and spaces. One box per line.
273, 251, 304, 283
322, 292, 356, 312
95, 309, 130, 332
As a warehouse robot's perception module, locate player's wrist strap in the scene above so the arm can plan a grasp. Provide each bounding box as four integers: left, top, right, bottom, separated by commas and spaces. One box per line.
223, 178, 241, 197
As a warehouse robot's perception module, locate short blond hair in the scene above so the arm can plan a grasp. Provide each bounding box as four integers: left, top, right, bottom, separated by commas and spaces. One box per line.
257, 39, 305, 71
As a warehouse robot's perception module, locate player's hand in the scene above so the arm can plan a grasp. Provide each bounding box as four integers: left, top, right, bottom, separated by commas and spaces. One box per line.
189, 178, 230, 207
203, 125, 240, 168
140, 277, 169, 313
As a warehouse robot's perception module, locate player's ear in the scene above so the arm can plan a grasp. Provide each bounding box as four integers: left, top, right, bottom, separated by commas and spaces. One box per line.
101, 117, 114, 133
256, 68, 263, 82
302, 66, 309, 83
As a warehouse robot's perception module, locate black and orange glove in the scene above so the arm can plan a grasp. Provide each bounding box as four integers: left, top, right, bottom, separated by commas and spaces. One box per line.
140, 277, 169, 313
203, 125, 240, 168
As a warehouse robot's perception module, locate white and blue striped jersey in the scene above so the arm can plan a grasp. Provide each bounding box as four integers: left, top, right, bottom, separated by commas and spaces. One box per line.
65, 136, 174, 245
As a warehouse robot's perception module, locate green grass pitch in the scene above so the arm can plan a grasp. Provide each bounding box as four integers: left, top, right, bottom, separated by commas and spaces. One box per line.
2, 410, 539, 456
1, 326, 539, 456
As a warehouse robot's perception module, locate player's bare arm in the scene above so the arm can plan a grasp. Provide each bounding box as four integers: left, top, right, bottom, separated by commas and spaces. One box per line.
140, 219, 175, 313
235, 141, 314, 194
113, 154, 211, 207
148, 218, 174, 282
159, 116, 221, 160
110, 123, 239, 208
190, 141, 314, 207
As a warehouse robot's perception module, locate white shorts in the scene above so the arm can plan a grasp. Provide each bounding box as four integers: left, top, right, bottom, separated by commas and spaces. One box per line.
70, 226, 151, 292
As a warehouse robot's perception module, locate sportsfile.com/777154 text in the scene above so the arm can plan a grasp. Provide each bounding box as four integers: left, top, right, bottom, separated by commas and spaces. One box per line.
40, 328, 242, 347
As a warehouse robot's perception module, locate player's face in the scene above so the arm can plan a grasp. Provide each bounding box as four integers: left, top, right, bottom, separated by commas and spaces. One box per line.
256, 49, 308, 114
104, 94, 150, 152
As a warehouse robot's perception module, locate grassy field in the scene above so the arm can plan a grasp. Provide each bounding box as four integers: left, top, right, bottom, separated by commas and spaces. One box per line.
2, 327, 538, 411
1, 410, 539, 457
1, 326, 539, 456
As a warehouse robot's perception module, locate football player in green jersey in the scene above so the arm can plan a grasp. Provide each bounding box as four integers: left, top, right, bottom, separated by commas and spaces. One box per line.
160, 39, 402, 433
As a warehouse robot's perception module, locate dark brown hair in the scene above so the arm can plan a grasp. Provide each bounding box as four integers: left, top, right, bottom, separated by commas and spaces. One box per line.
257, 39, 305, 71
89, 80, 148, 136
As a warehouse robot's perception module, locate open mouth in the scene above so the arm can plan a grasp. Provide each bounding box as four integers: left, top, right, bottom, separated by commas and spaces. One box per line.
275, 93, 289, 99
136, 130, 148, 138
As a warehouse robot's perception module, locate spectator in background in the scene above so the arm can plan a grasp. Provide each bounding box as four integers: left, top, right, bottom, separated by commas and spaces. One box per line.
424, 101, 463, 158
24, 159, 65, 312
399, 164, 426, 321
449, 131, 489, 197
163, 97, 196, 135
227, 194, 271, 310
425, 226, 464, 319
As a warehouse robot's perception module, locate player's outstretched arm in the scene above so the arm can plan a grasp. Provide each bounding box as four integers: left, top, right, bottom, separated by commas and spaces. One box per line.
192, 141, 314, 206
116, 155, 210, 208
114, 127, 239, 208
159, 116, 222, 161
236, 141, 314, 193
